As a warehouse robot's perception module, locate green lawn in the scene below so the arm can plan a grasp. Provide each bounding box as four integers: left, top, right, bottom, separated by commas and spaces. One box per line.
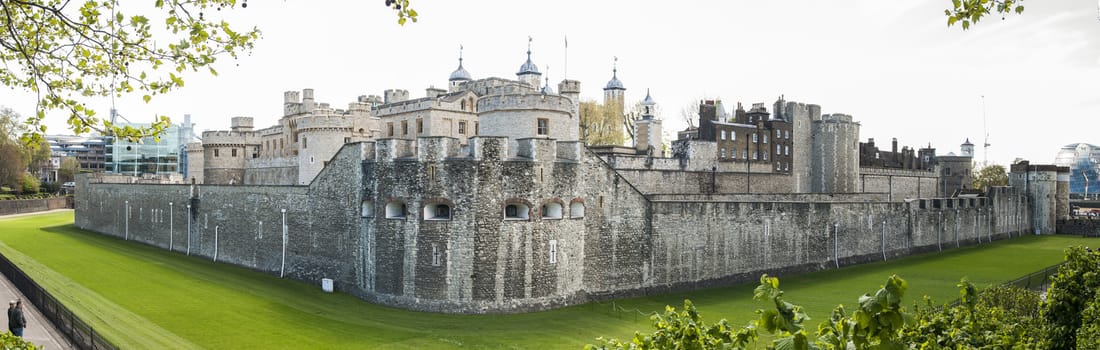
0, 211, 1092, 349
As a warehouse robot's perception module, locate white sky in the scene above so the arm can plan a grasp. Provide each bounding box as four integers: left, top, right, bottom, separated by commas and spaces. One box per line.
4, 0, 1099, 166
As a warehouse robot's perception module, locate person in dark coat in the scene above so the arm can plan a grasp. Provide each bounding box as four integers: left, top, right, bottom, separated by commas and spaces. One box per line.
5, 301, 13, 334
10, 300, 25, 337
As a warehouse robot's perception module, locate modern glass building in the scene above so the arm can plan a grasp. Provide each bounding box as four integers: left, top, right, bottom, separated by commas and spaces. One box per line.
105, 116, 196, 176
1054, 143, 1100, 196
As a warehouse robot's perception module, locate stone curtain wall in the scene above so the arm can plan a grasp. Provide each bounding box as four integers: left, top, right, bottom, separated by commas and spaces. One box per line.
643, 192, 1030, 294
859, 167, 939, 201
0, 197, 71, 216
75, 140, 1036, 315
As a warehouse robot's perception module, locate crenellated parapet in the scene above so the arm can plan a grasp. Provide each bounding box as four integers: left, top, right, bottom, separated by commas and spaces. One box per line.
292, 115, 356, 132
201, 130, 260, 146
477, 93, 573, 114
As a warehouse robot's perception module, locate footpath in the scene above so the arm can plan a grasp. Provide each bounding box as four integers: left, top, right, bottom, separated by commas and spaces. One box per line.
0, 209, 75, 349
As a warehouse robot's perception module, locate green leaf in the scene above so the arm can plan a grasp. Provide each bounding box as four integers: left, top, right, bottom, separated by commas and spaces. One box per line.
143, 95, 151, 103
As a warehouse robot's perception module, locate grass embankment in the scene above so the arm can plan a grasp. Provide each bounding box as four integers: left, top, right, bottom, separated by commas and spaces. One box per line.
0, 211, 1092, 349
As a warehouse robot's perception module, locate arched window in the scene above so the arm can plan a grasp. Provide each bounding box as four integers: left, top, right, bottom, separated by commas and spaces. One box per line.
504, 202, 531, 220
361, 200, 373, 217
542, 201, 563, 219
424, 203, 452, 220
569, 199, 585, 218
385, 201, 407, 219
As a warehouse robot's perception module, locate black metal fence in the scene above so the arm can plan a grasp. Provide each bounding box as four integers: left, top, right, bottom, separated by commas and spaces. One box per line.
1002, 263, 1063, 292
0, 252, 116, 350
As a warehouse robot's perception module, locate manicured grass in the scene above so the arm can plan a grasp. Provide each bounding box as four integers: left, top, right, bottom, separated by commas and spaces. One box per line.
0, 211, 1093, 349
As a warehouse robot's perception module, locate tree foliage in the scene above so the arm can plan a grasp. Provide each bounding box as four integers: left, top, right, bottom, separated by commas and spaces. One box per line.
59, 156, 80, 182
587, 261, 1100, 350
1043, 246, 1100, 350
0, 0, 260, 143
0, 143, 26, 189
0, 332, 38, 349
579, 101, 625, 146
945, 0, 1025, 30
972, 164, 1008, 191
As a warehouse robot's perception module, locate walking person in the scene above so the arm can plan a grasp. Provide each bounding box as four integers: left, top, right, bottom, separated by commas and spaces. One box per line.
10, 300, 25, 337
5, 301, 13, 334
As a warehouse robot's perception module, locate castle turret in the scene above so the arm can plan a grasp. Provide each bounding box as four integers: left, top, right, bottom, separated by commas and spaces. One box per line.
448, 46, 472, 92
811, 113, 860, 193
635, 89, 662, 155
557, 79, 580, 102
603, 57, 626, 115
516, 39, 542, 88
961, 138, 975, 157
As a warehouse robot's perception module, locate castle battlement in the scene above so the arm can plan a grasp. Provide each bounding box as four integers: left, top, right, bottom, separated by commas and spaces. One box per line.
372, 99, 437, 117
820, 113, 855, 123
185, 142, 204, 152
292, 115, 356, 131
201, 130, 260, 145
477, 94, 573, 114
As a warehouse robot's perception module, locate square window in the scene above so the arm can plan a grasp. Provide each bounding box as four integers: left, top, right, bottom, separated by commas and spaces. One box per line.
214, 149, 219, 157
232, 148, 237, 157
417, 118, 424, 134
753, 133, 758, 143
721, 130, 726, 140
537, 118, 549, 136
459, 121, 467, 135
387, 123, 394, 137
402, 120, 408, 136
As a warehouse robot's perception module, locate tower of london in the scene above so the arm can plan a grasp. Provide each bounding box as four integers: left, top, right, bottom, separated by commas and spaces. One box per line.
75, 44, 1069, 314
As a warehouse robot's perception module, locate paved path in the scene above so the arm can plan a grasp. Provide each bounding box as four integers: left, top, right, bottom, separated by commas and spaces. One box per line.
0, 210, 75, 349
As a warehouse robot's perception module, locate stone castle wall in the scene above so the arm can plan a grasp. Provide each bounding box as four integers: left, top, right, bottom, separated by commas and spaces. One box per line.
858, 167, 939, 201
75, 138, 1040, 314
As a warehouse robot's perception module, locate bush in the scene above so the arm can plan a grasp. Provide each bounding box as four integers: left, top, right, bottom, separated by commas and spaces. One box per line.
0, 332, 39, 349
1043, 246, 1100, 350
19, 174, 39, 194
40, 181, 60, 194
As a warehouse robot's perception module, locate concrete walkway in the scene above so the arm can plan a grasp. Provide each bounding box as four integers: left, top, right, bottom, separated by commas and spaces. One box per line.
0, 210, 75, 349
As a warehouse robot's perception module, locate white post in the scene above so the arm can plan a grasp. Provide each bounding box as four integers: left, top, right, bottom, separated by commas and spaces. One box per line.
169, 202, 174, 251
281, 208, 287, 278
186, 204, 192, 256
833, 223, 839, 269
214, 226, 219, 262
125, 200, 129, 240
938, 210, 942, 251
881, 220, 887, 261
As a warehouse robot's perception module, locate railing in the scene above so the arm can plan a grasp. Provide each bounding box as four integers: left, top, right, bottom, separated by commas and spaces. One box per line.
0, 253, 116, 350
1001, 263, 1063, 292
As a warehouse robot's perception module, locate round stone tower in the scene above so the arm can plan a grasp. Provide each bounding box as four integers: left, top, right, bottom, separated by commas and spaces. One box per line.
811, 113, 860, 193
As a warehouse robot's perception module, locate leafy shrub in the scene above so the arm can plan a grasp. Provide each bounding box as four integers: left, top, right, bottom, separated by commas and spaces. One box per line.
19, 174, 39, 194
1044, 246, 1100, 350
0, 332, 39, 349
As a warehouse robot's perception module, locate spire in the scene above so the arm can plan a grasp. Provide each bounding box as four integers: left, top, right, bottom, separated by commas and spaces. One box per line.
604, 56, 625, 91
517, 36, 540, 75
541, 65, 554, 94
449, 44, 472, 82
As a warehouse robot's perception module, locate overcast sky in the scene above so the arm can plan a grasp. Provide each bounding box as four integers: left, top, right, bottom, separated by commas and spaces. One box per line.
5, 0, 1099, 166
